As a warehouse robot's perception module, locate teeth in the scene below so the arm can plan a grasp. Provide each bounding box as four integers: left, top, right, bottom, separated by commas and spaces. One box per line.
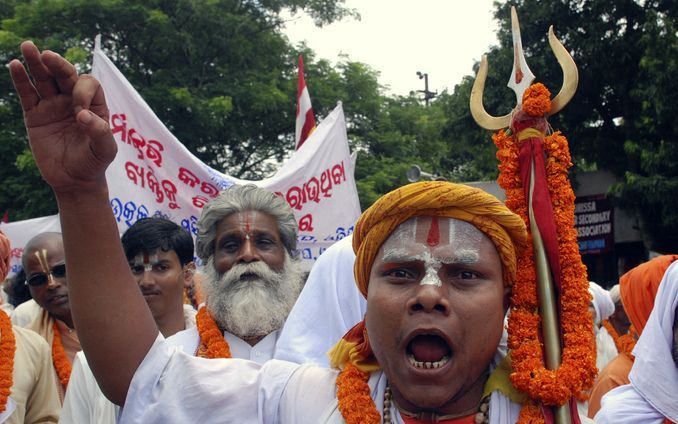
407, 354, 449, 369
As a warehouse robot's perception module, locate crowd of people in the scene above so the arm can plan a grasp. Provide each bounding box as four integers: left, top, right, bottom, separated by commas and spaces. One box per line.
0, 40, 676, 424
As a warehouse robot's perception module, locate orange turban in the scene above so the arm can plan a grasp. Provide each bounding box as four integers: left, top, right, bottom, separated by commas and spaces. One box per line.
330, 181, 527, 371
352, 181, 527, 297
0, 230, 10, 281
620, 254, 678, 334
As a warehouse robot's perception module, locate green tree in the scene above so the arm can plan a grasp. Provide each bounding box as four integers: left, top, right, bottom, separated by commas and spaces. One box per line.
0, 0, 356, 219
492, 0, 678, 251
448, 0, 677, 251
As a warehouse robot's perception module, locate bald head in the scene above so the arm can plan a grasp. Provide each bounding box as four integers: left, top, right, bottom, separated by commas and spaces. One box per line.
22, 232, 63, 268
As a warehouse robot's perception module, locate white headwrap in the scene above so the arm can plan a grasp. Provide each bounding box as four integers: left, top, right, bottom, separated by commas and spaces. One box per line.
589, 281, 615, 326
609, 284, 621, 304
595, 261, 678, 423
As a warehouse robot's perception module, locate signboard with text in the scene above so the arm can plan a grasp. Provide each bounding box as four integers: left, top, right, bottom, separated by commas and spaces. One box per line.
574, 194, 614, 255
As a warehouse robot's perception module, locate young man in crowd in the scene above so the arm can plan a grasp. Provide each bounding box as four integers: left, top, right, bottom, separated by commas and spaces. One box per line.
60, 217, 197, 423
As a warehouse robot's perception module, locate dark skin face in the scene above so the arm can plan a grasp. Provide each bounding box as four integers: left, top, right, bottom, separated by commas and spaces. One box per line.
23, 235, 73, 328
365, 217, 508, 415
213, 210, 285, 274
609, 301, 631, 336
129, 249, 193, 332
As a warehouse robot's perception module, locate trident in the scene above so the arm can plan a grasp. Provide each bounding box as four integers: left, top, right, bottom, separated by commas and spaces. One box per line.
470, 7, 578, 424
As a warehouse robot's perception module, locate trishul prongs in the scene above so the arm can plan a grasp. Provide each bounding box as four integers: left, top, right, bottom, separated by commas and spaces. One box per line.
470, 6, 579, 130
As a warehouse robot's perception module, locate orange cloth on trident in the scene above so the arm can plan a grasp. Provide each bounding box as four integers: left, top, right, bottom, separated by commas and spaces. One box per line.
620, 254, 678, 334
329, 181, 527, 371
0, 230, 10, 280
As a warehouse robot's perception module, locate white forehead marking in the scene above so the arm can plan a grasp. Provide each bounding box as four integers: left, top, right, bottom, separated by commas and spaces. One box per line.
131, 252, 160, 272
449, 220, 483, 257
379, 217, 483, 287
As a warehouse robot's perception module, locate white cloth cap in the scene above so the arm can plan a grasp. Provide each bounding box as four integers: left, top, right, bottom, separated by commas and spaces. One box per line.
589, 281, 615, 325
608, 284, 621, 304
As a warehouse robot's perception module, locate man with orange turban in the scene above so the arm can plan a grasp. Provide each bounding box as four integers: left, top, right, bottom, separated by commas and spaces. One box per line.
587, 254, 678, 417
0, 230, 60, 423
11, 41, 597, 423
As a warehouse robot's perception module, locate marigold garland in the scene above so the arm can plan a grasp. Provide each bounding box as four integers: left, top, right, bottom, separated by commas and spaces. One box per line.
196, 306, 232, 359
51, 322, 72, 388
600, 320, 622, 352
495, 83, 597, 421
619, 325, 638, 360
522, 83, 552, 117
0, 312, 15, 413
336, 363, 381, 424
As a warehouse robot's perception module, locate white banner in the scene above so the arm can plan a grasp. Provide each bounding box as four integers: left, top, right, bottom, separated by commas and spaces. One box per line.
0, 214, 61, 276
0, 39, 361, 276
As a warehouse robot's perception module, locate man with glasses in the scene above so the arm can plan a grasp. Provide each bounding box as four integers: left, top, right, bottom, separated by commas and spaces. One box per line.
0, 229, 60, 423
23, 232, 80, 403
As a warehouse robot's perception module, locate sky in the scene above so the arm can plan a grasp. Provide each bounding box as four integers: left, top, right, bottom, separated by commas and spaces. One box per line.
282, 1, 504, 97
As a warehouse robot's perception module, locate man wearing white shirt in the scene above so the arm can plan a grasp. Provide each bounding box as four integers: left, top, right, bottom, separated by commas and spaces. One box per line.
60, 217, 198, 424
170, 183, 305, 362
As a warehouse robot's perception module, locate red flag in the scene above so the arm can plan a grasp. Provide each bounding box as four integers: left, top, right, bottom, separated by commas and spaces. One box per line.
1, 211, 7, 223
295, 55, 316, 150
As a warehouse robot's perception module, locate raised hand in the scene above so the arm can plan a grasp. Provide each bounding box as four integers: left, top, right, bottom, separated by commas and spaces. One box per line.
9, 40, 117, 195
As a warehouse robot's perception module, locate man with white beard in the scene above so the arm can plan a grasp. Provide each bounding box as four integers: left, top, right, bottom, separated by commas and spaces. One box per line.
167, 184, 305, 362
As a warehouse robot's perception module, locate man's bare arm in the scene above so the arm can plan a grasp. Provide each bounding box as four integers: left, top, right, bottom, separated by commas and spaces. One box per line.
9, 41, 157, 405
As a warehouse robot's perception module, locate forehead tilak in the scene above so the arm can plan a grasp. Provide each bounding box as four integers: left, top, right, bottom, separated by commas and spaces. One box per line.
237, 211, 264, 240
130, 251, 160, 272
34, 249, 51, 273
380, 217, 483, 262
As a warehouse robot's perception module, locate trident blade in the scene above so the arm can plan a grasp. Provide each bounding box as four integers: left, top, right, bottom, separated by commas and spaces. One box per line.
508, 6, 535, 106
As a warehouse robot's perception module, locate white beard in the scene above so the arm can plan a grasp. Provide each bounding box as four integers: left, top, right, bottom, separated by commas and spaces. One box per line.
202, 253, 304, 339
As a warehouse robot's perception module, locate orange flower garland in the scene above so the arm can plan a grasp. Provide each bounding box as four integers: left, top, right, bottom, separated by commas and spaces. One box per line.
495, 83, 597, 421
51, 322, 72, 388
0, 312, 15, 413
195, 306, 232, 359
522, 83, 552, 116
600, 319, 627, 354
617, 324, 638, 360
336, 363, 381, 424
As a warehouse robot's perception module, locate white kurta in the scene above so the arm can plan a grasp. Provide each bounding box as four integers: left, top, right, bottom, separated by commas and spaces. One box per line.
9, 299, 41, 328
167, 325, 280, 364
595, 261, 678, 423
2, 326, 60, 424
59, 306, 198, 424
119, 333, 551, 424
